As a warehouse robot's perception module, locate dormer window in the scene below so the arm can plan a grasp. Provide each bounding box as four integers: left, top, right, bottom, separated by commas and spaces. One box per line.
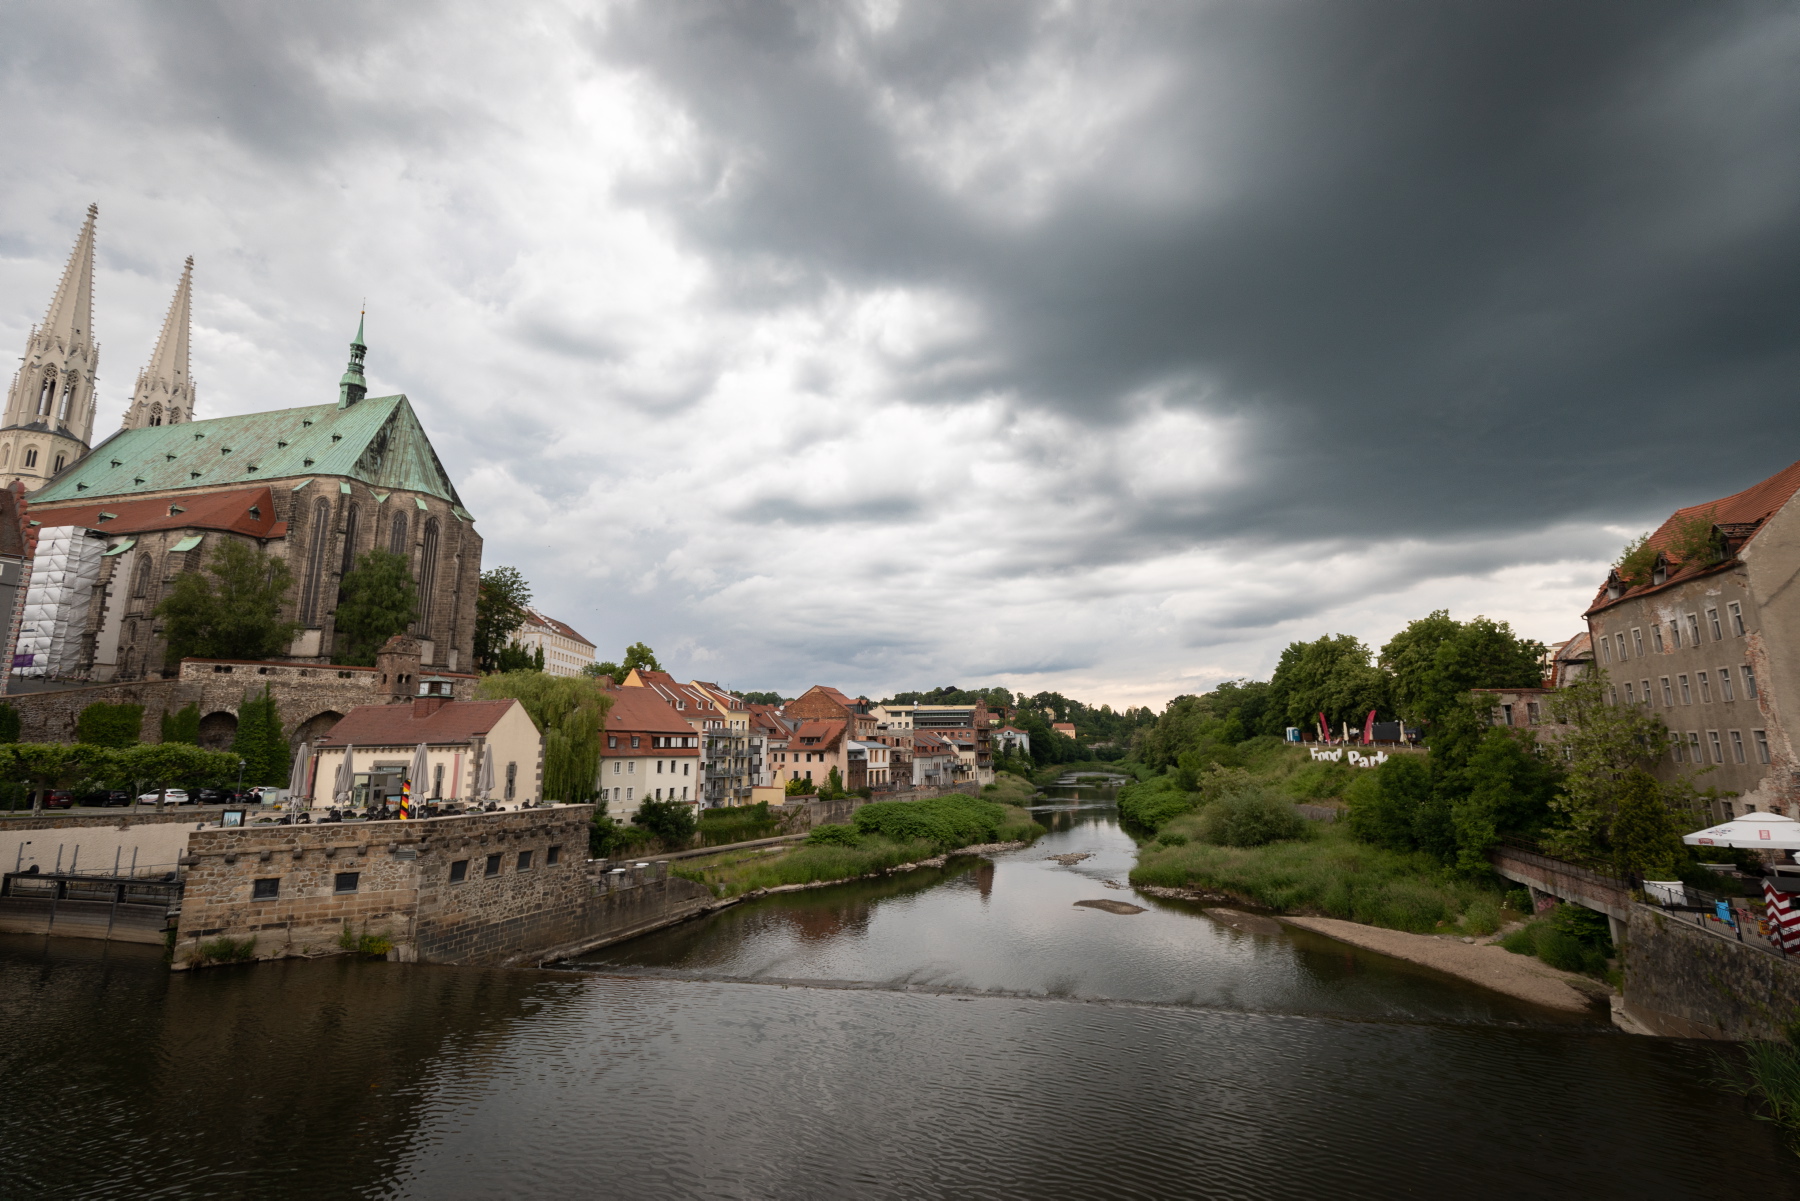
168, 504, 184, 516
1651, 556, 1668, 586
1606, 573, 1624, 600
303, 458, 314, 467
277, 440, 288, 448
248, 505, 261, 518
109, 459, 121, 468
302, 419, 313, 427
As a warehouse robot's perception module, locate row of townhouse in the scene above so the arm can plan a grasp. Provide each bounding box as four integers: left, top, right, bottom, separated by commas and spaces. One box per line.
592, 679, 1001, 816
1479, 458, 1800, 827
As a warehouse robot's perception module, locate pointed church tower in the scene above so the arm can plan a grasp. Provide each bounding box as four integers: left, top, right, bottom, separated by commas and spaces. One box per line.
338, 311, 368, 407
1, 205, 101, 489
121, 256, 196, 430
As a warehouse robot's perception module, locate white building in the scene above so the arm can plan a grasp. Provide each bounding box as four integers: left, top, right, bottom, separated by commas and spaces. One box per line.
513, 608, 597, 677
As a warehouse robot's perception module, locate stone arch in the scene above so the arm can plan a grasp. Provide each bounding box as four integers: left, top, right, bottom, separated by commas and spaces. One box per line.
197, 710, 238, 750
293, 710, 343, 748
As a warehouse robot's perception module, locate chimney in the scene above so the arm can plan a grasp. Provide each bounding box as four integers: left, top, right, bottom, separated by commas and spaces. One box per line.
413, 695, 450, 719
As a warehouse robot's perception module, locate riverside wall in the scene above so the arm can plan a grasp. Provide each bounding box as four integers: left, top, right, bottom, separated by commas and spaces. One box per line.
1621, 902, 1800, 1041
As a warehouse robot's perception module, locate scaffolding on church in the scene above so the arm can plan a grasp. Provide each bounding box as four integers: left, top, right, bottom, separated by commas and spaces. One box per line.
15, 526, 104, 678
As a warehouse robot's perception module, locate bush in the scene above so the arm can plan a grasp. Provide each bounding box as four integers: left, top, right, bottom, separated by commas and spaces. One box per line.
590, 812, 653, 859
632, 798, 697, 847
698, 802, 778, 846
853, 794, 1011, 848
1156, 830, 1188, 847
1462, 897, 1502, 936
785, 776, 816, 796
0, 703, 18, 745
1196, 787, 1306, 847
196, 935, 257, 964
806, 823, 862, 847
1117, 776, 1196, 833
160, 702, 200, 745
76, 702, 143, 748
1500, 903, 1612, 975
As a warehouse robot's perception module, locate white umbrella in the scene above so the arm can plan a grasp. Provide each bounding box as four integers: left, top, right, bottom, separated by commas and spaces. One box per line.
1684, 811, 1800, 852
476, 742, 494, 802
288, 741, 311, 806
408, 743, 430, 816
333, 744, 356, 808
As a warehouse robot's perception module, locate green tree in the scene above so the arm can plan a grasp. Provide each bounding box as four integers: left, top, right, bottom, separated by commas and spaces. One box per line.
495, 641, 536, 672
0, 703, 21, 744
474, 565, 532, 673
1450, 728, 1560, 873
113, 742, 241, 802
76, 702, 143, 747
333, 549, 418, 666
785, 776, 816, 796
633, 797, 696, 847
532, 644, 546, 672
822, 766, 845, 799
231, 687, 289, 787
1610, 767, 1686, 880
1265, 634, 1390, 734
738, 691, 784, 706
0, 744, 117, 810
160, 702, 201, 745
583, 661, 621, 681
155, 540, 299, 666
475, 671, 612, 802
1545, 669, 1673, 861
621, 642, 661, 674
1379, 612, 1546, 728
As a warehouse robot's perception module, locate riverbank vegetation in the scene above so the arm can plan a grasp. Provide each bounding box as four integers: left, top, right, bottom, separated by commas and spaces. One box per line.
674, 793, 1041, 898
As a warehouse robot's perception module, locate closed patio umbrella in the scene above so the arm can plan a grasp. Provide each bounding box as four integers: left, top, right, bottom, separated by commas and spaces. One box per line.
476, 742, 495, 802
333, 744, 356, 808
288, 741, 311, 807
406, 742, 430, 819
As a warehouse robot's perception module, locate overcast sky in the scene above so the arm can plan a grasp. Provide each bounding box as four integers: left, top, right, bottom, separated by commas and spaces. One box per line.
3, 1, 1797, 707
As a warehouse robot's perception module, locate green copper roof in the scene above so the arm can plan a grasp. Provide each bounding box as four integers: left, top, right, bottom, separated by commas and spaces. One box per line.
35, 394, 466, 508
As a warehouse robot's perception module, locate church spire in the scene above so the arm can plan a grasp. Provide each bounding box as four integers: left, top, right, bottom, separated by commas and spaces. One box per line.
338, 309, 368, 408
1, 204, 102, 487
122, 256, 195, 430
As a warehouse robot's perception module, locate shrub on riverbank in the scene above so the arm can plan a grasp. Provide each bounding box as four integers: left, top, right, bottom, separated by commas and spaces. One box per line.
1195, 787, 1306, 847
1131, 820, 1507, 934
853, 793, 1034, 848
698, 802, 780, 847
1500, 903, 1612, 976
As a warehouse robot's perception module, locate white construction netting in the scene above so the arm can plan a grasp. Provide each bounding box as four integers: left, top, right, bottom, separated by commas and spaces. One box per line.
15, 526, 105, 678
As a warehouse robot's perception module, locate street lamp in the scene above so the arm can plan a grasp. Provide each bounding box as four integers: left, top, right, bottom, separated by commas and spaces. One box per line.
236, 758, 246, 799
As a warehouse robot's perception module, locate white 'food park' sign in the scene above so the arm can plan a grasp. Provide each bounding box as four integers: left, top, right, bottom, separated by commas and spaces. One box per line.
1310, 748, 1387, 769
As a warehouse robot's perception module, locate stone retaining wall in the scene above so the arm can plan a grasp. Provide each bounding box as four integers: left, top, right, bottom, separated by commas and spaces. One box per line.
1622, 902, 1800, 1040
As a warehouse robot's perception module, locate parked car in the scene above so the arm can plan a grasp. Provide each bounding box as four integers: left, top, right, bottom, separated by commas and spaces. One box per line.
75, 788, 132, 807
136, 789, 190, 805
39, 790, 75, 809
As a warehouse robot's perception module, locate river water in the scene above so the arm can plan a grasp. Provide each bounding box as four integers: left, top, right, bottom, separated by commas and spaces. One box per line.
0, 795, 1793, 1198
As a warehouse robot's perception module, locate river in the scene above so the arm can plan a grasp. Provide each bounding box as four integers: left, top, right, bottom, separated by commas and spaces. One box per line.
0, 793, 1792, 1198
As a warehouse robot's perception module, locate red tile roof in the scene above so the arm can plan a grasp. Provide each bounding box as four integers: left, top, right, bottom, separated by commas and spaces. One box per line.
315, 699, 522, 748
1589, 460, 1800, 614
28, 485, 284, 539
602, 687, 696, 736
791, 719, 845, 748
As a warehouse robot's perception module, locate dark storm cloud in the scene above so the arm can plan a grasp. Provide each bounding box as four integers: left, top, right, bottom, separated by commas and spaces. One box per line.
594, 0, 1800, 544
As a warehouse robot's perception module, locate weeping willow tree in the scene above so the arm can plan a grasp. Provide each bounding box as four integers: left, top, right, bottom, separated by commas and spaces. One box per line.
475, 671, 612, 802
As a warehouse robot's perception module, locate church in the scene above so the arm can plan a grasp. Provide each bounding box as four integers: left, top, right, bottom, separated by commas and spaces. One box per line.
4, 207, 481, 682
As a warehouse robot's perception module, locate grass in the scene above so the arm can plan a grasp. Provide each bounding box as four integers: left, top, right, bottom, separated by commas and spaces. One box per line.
194, 935, 257, 965
1130, 817, 1510, 935
676, 800, 1042, 899
1723, 1038, 1800, 1150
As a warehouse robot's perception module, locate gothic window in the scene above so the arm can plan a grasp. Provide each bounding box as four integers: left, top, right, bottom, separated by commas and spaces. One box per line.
339, 504, 360, 576
132, 556, 155, 599
415, 517, 440, 634
23, 448, 38, 469
150, 404, 162, 427
389, 511, 408, 556
52, 453, 64, 474
299, 498, 332, 625
1, 444, 11, 468
57, 375, 73, 421
37, 372, 53, 416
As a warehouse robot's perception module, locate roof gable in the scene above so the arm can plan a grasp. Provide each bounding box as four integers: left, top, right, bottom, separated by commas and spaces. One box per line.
33, 395, 465, 507
315, 699, 521, 747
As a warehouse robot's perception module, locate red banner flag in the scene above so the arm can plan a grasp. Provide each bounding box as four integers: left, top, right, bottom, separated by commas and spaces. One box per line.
1363, 709, 1377, 744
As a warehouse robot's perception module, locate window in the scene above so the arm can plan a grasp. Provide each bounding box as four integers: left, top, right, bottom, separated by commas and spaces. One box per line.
517, 850, 533, 871
656, 759, 664, 774
1698, 672, 1711, 703
1632, 629, 1644, 657
485, 853, 502, 878
1653, 625, 1665, 652
1709, 608, 1723, 640
547, 845, 561, 866
1730, 731, 1746, 764
1527, 702, 1540, 725
684, 762, 691, 776
334, 872, 360, 894
1756, 730, 1771, 764
299, 497, 332, 624
1601, 636, 1612, 664
340, 504, 360, 575
52, 453, 64, 473
1720, 669, 1735, 702
23, 448, 37, 468
433, 763, 444, 799
449, 859, 469, 883
612, 761, 620, 775
627, 761, 635, 774
1679, 674, 1692, 704
1640, 680, 1651, 707
1687, 614, 1701, 645
252, 877, 280, 900
1688, 731, 1702, 761
1670, 621, 1683, 649
505, 762, 517, 801
1502, 703, 1515, 725
626, 787, 634, 802
131, 556, 155, 599
1709, 731, 1724, 763
1621, 684, 1633, 706
1673, 737, 1685, 764
390, 511, 408, 555
415, 517, 440, 634
1661, 678, 1673, 706
1730, 601, 1745, 636
608, 736, 617, 748
631, 736, 641, 749
1615, 633, 1628, 661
